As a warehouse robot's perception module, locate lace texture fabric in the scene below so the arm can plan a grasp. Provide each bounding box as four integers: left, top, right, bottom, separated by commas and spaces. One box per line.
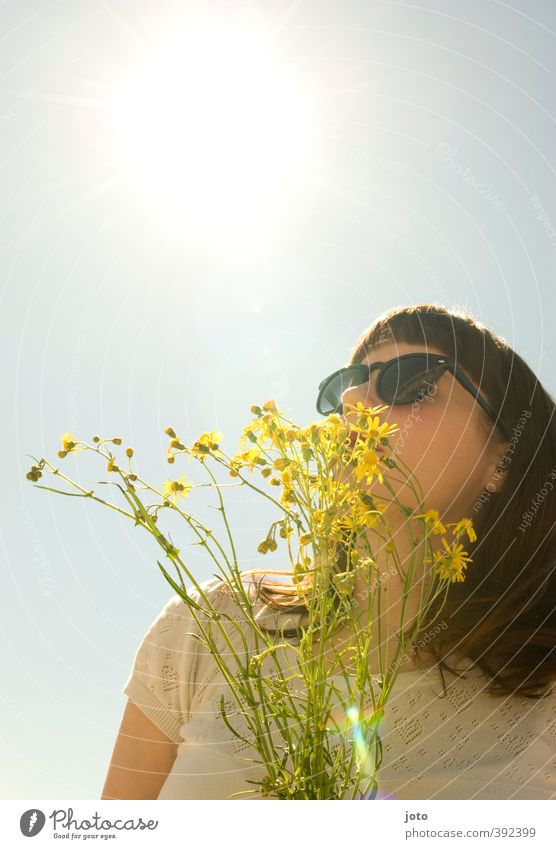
123, 577, 556, 800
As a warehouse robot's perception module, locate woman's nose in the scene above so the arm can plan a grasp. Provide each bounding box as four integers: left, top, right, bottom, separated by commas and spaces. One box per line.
341, 381, 378, 413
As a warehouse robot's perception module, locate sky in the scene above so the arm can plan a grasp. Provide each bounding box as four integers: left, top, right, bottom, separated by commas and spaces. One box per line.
2, 0, 556, 799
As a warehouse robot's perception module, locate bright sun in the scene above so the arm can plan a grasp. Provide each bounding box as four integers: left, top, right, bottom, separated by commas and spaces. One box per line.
114, 22, 317, 257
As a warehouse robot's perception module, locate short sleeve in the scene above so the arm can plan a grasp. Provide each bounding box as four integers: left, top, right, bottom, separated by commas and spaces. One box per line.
122, 580, 219, 744
122, 576, 296, 746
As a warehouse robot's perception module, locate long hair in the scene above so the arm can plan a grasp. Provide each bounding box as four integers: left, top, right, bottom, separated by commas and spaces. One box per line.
242, 304, 556, 698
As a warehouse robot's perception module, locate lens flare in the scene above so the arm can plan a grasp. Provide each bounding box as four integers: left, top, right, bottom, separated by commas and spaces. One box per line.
327, 699, 385, 797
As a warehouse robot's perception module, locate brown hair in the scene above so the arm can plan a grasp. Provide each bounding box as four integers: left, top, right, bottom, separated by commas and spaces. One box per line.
243, 304, 556, 699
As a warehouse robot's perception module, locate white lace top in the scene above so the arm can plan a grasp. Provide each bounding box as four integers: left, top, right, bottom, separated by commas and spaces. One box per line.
122, 577, 556, 800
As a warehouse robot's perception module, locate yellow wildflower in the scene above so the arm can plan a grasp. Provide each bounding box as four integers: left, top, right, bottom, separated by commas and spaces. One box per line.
299, 422, 321, 447
332, 570, 356, 596
230, 447, 263, 472
354, 450, 384, 485
430, 538, 472, 583
190, 431, 222, 457
240, 422, 261, 449
337, 502, 381, 532
60, 432, 77, 453
364, 416, 399, 443
322, 415, 349, 444
343, 401, 388, 419
449, 518, 477, 543
281, 469, 294, 487
413, 509, 446, 536
311, 509, 326, 529
325, 414, 344, 429
162, 475, 193, 505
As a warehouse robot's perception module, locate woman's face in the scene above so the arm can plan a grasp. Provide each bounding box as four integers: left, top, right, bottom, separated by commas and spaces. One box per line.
340, 341, 506, 523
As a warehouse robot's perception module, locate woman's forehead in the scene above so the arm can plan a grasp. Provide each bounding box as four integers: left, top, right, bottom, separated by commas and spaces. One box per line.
357, 341, 448, 365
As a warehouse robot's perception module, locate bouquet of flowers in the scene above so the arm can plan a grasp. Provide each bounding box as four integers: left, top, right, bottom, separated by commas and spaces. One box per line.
25, 400, 476, 799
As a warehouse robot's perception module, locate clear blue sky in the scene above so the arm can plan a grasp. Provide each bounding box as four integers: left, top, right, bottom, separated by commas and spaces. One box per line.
2, 0, 556, 798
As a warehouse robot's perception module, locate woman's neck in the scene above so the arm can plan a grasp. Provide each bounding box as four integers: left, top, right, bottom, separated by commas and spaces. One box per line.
314, 518, 433, 677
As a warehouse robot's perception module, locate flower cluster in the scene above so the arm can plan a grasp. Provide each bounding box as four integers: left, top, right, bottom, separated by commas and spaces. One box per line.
414, 509, 476, 583
25, 399, 478, 800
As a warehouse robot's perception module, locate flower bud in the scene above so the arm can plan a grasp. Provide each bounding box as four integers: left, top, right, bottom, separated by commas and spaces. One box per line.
58, 450, 67, 459
92, 436, 100, 443
165, 427, 176, 438
248, 655, 263, 677
332, 570, 355, 596
112, 437, 122, 445
126, 447, 134, 458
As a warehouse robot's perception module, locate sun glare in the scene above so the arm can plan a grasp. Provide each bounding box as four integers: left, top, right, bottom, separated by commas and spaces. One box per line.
115, 23, 316, 257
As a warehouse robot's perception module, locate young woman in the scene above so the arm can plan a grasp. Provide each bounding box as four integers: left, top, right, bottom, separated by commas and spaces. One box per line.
101, 304, 556, 800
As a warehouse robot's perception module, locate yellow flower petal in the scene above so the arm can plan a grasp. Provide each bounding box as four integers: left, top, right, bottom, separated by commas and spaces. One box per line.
162, 475, 193, 504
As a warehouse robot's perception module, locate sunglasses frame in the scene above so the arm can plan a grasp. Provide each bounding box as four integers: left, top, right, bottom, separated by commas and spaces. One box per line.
316, 353, 509, 440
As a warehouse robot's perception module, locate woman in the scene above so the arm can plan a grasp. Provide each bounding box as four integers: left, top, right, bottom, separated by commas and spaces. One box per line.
101, 304, 556, 800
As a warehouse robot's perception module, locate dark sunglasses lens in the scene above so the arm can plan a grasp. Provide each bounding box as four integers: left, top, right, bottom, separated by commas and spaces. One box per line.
380, 358, 446, 404
319, 368, 366, 413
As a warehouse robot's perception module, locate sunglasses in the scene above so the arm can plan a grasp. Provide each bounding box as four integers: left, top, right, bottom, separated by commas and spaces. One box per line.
316, 353, 509, 439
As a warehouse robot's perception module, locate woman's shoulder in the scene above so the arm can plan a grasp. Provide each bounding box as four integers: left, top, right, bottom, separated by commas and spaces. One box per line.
158, 575, 302, 655
158, 576, 249, 623
170, 575, 306, 632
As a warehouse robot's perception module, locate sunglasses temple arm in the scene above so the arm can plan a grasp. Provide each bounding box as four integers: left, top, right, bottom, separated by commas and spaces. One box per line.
452, 366, 508, 439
